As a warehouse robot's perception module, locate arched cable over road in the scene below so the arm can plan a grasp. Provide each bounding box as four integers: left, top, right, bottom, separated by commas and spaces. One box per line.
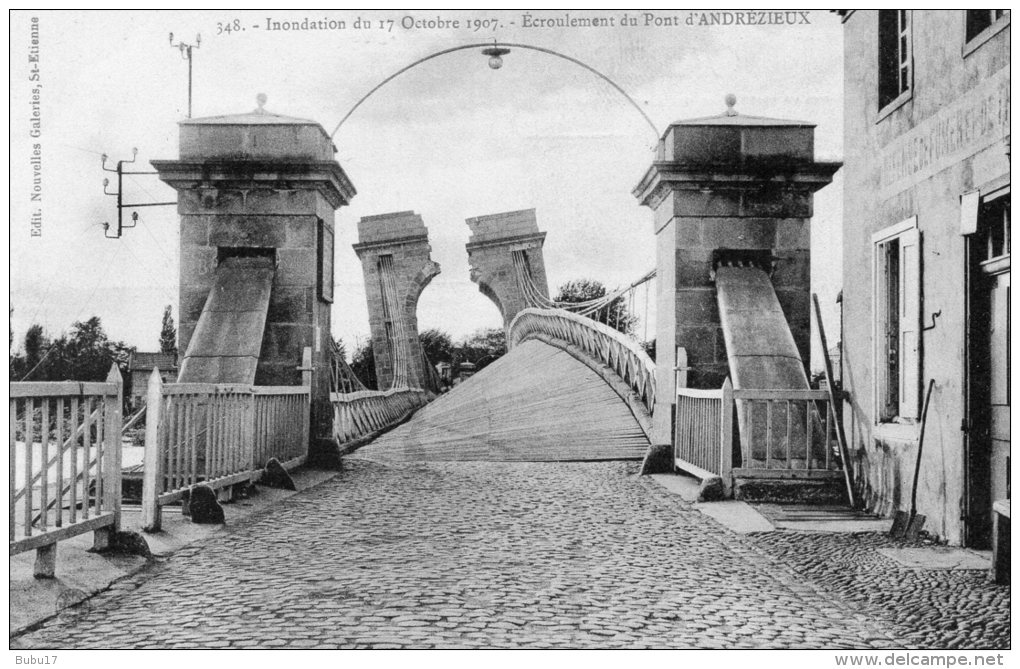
330, 42, 660, 140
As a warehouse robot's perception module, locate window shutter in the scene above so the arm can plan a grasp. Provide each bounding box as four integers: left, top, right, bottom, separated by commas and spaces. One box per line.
960, 191, 980, 235
898, 227, 921, 419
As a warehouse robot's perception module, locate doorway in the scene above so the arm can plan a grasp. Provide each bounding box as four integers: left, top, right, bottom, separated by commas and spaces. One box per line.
966, 191, 1010, 548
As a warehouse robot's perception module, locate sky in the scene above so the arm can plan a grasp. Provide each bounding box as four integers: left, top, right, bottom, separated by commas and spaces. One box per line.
9, 9, 844, 368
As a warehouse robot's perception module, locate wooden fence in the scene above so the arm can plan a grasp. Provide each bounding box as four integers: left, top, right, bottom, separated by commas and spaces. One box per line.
331, 388, 430, 445
675, 379, 842, 495
141, 350, 311, 532
674, 379, 734, 494
10, 365, 123, 577
731, 388, 839, 477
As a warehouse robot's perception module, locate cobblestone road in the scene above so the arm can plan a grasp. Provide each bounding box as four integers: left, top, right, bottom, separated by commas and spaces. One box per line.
748, 532, 1010, 649
17, 460, 906, 649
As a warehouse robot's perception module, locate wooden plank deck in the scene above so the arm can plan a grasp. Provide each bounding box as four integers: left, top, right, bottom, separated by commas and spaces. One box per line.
357, 340, 649, 462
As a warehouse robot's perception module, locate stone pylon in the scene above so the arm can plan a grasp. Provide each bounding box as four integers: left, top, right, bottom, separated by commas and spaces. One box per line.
153, 100, 356, 451
353, 211, 440, 390
465, 209, 550, 328
633, 96, 840, 444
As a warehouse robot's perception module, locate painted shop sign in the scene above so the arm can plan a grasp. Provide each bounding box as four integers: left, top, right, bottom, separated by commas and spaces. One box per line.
880, 69, 1009, 199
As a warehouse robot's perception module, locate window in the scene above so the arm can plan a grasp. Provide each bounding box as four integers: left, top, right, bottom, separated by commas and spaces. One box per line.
878, 10, 911, 110
317, 219, 334, 303
966, 10, 1008, 42
978, 195, 1011, 263
873, 217, 921, 421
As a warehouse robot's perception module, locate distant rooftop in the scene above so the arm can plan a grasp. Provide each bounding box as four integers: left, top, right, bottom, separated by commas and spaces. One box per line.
129, 352, 178, 371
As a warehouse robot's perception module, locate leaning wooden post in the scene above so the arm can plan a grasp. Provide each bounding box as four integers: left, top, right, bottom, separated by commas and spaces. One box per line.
141, 368, 164, 533
813, 293, 856, 508
301, 346, 313, 459
720, 377, 734, 497
94, 363, 124, 551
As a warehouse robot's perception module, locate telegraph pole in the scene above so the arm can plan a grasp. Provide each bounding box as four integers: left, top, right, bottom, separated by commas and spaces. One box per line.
169, 32, 200, 118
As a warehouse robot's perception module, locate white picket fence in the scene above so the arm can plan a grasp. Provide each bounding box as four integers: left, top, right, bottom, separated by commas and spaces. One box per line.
140, 349, 312, 532
9, 365, 123, 577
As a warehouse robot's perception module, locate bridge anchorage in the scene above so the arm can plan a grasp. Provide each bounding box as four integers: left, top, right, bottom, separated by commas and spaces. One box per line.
142, 93, 850, 504
136, 89, 852, 512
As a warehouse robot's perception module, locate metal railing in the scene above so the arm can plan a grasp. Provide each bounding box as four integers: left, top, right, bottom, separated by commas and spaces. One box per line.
10, 365, 123, 577
331, 388, 430, 445
140, 349, 312, 532
508, 307, 656, 415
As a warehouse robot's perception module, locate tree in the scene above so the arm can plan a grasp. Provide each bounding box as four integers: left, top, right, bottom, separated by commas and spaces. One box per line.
22, 324, 48, 380
555, 278, 637, 335
456, 327, 507, 371
45, 317, 133, 382
350, 341, 377, 391
159, 305, 177, 355
419, 328, 454, 365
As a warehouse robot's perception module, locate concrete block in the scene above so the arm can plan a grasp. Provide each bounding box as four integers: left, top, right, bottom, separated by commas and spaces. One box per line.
775, 218, 811, 250
357, 211, 426, 243
692, 500, 775, 533
775, 290, 810, 324
667, 126, 742, 163
742, 127, 814, 162
254, 362, 301, 386
180, 247, 218, 284
276, 249, 317, 285
184, 485, 225, 524
267, 286, 313, 323
181, 189, 320, 216
180, 287, 210, 322
701, 218, 779, 249
676, 325, 720, 363
675, 289, 719, 325
261, 458, 297, 490
772, 251, 811, 288
261, 323, 313, 360
742, 189, 812, 218
688, 365, 730, 390
674, 190, 743, 217
676, 258, 714, 289
177, 323, 195, 358
180, 123, 333, 162
189, 311, 267, 357
208, 217, 287, 248
180, 218, 209, 245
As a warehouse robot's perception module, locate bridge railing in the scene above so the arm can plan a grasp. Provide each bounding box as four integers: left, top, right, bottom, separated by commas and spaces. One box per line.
507, 307, 656, 415
675, 379, 734, 494
10, 365, 123, 577
674, 378, 842, 496
732, 388, 839, 474
331, 388, 430, 446
140, 363, 311, 533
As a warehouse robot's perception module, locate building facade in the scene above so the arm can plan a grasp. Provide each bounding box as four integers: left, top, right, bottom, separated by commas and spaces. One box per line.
840, 10, 1009, 546
126, 352, 178, 409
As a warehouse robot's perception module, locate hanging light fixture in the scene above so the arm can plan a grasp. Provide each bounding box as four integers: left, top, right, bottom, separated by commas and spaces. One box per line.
482, 44, 510, 70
